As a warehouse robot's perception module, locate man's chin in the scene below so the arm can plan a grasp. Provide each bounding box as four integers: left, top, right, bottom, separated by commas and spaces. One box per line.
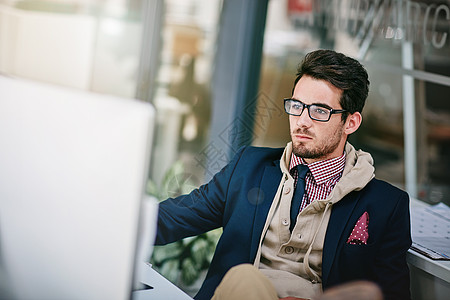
292, 143, 321, 160
292, 143, 309, 157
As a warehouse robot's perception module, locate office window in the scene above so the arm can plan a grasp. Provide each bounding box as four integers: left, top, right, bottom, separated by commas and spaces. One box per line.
0, 0, 146, 97
0, 0, 222, 186
256, 0, 450, 205
145, 0, 223, 296
149, 0, 222, 188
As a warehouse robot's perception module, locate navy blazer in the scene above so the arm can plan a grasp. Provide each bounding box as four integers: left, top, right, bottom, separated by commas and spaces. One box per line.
156, 146, 412, 300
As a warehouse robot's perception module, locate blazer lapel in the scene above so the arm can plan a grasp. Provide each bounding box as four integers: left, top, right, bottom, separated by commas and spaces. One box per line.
249, 160, 282, 259
322, 191, 360, 286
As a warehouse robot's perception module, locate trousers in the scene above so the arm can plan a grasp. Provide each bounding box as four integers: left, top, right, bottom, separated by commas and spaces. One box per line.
211, 264, 278, 300
211, 264, 383, 300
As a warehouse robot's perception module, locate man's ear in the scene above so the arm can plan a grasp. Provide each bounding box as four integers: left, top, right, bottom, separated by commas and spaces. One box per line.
344, 112, 362, 135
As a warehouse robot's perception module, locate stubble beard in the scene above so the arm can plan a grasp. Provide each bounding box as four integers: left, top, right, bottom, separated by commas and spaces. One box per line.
291, 125, 344, 160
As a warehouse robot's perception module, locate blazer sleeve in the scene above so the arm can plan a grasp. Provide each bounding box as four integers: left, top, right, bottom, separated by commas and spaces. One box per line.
155, 147, 246, 245
372, 190, 412, 300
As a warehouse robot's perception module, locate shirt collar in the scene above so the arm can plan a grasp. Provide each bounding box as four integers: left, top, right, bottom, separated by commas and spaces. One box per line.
289, 152, 346, 185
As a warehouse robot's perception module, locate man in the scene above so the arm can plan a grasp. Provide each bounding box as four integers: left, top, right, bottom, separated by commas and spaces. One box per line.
156, 49, 412, 300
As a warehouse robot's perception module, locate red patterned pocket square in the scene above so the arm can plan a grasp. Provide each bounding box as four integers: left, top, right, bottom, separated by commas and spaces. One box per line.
347, 212, 369, 245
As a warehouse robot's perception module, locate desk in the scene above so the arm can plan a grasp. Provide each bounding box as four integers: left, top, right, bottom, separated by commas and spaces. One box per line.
132, 263, 193, 300
408, 199, 450, 300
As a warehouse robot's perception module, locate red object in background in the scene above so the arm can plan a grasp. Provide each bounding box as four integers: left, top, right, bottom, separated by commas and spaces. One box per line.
288, 0, 313, 14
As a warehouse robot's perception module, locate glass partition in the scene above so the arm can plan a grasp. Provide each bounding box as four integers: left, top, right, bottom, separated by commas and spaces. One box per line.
149, 0, 222, 188
257, 0, 450, 205
144, 0, 223, 296
0, 0, 145, 97
0, 0, 222, 189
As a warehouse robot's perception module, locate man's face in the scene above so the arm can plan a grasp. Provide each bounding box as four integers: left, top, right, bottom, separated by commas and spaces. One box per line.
289, 75, 360, 163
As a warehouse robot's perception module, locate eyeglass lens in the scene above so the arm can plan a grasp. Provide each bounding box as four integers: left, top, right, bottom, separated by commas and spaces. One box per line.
285, 99, 331, 121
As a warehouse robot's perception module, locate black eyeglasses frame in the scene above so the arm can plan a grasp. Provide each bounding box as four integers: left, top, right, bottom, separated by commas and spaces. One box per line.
283, 98, 347, 122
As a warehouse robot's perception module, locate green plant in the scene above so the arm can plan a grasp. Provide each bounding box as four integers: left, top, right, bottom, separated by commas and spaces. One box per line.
147, 160, 221, 288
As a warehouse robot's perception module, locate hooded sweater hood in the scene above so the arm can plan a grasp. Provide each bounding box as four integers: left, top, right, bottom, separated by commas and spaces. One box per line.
279, 141, 375, 205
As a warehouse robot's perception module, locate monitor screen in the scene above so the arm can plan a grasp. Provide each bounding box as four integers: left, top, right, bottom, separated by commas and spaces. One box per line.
0, 75, 156, 300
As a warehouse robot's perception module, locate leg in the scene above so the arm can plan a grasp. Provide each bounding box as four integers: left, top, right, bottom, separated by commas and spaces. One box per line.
212, 264, 279, 300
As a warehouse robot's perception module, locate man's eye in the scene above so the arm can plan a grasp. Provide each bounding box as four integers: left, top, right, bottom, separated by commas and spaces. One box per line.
292, 104, 302, 110
313, 107, 329, 115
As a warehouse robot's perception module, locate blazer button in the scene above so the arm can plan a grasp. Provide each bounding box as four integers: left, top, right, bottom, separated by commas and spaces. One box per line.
284, 187, 291, 194
282, 219, 289, 226
285, 246, 294, 254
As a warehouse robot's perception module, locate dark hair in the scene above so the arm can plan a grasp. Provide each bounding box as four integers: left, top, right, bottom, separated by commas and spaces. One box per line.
293, 49, 370, 120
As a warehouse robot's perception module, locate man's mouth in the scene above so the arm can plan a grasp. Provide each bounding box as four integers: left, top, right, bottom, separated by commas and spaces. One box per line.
293, 130, 313, 140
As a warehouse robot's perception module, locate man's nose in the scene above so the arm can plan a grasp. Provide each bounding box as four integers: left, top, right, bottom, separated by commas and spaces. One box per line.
295, 108, 313, 127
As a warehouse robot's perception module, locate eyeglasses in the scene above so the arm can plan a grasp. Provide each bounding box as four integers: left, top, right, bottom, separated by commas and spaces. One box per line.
284, 98, 347, 122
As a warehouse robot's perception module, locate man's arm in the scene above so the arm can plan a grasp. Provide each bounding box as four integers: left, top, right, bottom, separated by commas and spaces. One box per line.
155, 147, 247, 245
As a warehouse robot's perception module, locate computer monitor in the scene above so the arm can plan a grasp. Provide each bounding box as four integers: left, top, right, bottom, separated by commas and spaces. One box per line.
0, 75, 157, 300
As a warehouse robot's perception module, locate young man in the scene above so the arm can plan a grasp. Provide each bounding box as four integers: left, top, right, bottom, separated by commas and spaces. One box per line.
156, 50, 412, 300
